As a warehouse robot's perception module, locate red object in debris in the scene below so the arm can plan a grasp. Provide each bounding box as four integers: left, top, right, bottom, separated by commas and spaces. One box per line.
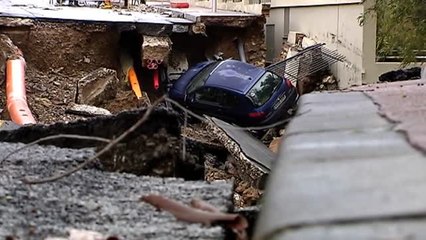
153, 69, 160, 90
6, 58, 36, 125
170, 2, 189, 8
285, 78, 293, 88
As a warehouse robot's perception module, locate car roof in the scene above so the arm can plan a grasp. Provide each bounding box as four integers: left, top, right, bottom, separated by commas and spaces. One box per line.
204, 60, 265, 94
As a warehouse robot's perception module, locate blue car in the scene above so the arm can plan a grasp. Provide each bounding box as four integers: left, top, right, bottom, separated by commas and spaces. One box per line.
169, 59, 298, 126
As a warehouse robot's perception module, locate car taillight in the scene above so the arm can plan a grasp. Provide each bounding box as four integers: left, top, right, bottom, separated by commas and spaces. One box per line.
248, 111, 265, 118
285, 78, 293, 88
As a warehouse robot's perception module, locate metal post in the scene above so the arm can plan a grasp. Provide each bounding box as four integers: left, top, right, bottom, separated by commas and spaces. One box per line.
211, 0, 217, 13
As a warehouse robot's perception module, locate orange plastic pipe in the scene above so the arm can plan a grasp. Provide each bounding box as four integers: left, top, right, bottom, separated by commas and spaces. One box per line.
128, 66, 142, 99
6, 58, 36, 125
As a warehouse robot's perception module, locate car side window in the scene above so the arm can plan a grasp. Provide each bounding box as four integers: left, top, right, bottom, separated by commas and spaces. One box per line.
195, 87, 239, 107
195, 87, 218, 104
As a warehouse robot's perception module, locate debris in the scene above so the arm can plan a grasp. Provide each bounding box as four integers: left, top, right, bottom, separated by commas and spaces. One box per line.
141, 194, 248, 239
76, 68, 119, 106
206, 117, 273, 189
141, 35, 172, 63
66, 103, 112, 117
45, 229, 109, 240
315, 74, 338, 91
268, 137, 281, 153
191, 22, 207, 36
20, 97, 166, 184
0, 34, 23, 62
301, 36, 317, 49
0, 120, 19, 131
167, 49, 189, 81
0, 17, 34, 27
379, 67, 421, 82
36, 97, 53, 107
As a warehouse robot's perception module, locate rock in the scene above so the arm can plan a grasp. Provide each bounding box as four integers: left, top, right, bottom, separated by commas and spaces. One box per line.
0, 18, 34, 27
302, 36, 317, 48
268, 137, 282, 153
0, 34, 23, 75
66, 103, 112, 117
35, 97, 53, 107
76, 68, 119, 106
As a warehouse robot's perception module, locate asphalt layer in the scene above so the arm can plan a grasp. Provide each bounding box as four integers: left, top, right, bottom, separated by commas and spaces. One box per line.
0, 142, 233, 239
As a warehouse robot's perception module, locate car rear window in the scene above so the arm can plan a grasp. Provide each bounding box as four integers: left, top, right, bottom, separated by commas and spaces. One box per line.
187, 62, 221, 94
246, 71, 282, 107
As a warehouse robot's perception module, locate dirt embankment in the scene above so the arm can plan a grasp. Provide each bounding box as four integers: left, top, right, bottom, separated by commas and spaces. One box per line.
206, 16, 266, 67
0, 21, 123, 123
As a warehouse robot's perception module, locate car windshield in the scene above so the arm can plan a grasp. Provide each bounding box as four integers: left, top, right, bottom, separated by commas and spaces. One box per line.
186, 62, 221, 94
246, 71, 282, 107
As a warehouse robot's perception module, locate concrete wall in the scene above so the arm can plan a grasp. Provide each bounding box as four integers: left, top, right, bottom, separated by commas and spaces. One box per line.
266, 0, 417, 87
290, 4, 364, 88
267, 2, 364, 88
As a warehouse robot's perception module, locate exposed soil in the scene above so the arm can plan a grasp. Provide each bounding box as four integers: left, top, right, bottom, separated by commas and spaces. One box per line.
186, 124, 263, 208
0, 21, 135, 124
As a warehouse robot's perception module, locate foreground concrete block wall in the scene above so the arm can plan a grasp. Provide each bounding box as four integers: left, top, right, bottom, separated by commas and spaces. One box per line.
254, 88, 426, 239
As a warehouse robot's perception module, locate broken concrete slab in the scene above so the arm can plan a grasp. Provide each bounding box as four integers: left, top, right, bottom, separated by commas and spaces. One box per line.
0, 107, 197, 178
142, 35, 172, 62
66, 103, 112, 117
0, 4, 174, 36
76, 68, 119, 107
254, 90, 426, 240
150, 4, 260, 28
0, 141, 233, 239
0, 107, 180, 149
206, 117, 274, 189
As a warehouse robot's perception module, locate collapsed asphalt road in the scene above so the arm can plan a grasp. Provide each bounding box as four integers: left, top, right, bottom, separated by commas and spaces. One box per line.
0, 141, 233, 239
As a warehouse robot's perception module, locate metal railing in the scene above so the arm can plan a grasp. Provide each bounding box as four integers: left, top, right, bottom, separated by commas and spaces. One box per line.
265, 43, 345, 83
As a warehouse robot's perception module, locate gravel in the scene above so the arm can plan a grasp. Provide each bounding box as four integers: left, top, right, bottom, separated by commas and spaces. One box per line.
0, 142, 233, 239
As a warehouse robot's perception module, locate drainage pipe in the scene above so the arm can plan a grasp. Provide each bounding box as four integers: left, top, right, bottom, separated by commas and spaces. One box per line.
127, 66, 142, 99
211, 0, 217, 13
5, 58, 36, 125
237, 38, 247, 63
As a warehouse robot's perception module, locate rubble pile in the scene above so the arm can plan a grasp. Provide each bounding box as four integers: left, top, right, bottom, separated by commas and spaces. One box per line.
276, 35, 339, 94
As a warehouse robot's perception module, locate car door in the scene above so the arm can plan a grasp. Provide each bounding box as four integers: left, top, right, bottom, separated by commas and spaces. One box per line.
187, 87, 224, 118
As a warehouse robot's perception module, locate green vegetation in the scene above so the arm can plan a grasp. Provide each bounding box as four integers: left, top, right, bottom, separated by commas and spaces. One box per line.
359, 0, 426, 65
